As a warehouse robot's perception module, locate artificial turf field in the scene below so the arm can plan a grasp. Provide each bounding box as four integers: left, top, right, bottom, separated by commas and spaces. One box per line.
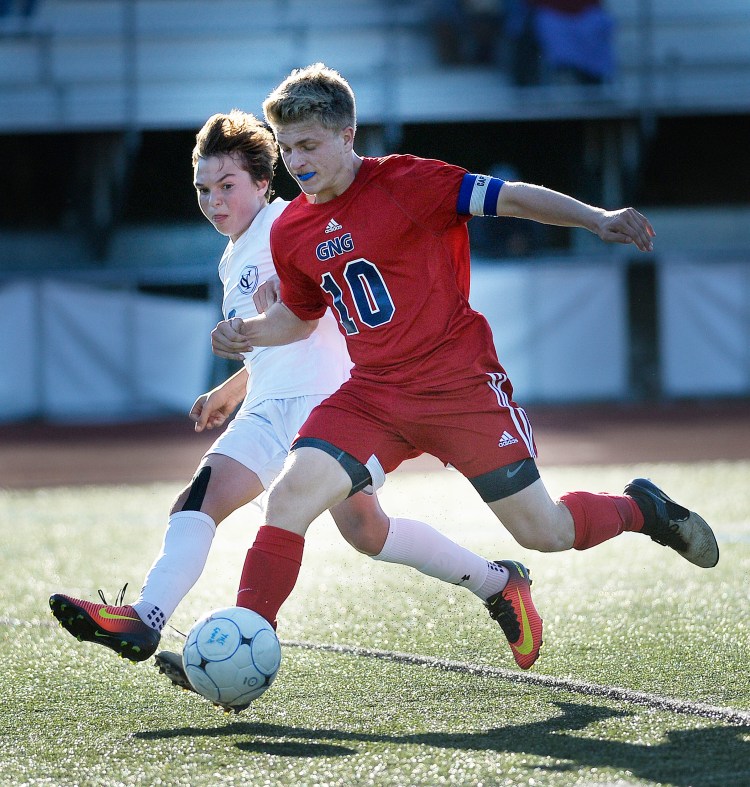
1, 461, 749, 786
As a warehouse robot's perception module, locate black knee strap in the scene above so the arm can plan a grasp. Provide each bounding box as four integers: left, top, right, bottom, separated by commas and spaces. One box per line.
182, 466, 212, 511
469, 458, 540, 502
292, 437, 372, 497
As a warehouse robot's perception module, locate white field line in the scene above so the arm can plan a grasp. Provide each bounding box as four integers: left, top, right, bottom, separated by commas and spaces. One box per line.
282, 639, 750, 726
10, 618, 750, 725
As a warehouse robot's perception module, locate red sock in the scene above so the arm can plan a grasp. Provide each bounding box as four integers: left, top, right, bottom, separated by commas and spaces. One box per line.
561, 491, 644, 551
236, 525, 305, 627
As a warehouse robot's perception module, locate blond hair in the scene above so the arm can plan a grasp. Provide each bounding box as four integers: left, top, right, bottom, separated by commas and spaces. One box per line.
263, 63, 356, 134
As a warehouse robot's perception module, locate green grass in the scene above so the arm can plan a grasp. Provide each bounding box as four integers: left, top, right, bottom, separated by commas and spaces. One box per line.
2, 462, 749, 786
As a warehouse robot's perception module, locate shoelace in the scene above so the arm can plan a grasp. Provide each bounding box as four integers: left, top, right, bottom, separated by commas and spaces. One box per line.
95, 583, 187, 638
485, 593, 521, 641
95, 582, 188, 638
97, 583, 129, 607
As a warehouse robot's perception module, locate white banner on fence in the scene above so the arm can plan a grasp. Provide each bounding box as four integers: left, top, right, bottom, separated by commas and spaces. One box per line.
470, 261, 627, 402
0, 281, 40, 420
0, 279, 217, 422
659, 258, 750, 397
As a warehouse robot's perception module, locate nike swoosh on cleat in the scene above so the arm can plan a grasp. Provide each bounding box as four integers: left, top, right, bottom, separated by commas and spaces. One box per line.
512, 589, 534, 656
98, 609, 140, 622
509, 560, 527, 579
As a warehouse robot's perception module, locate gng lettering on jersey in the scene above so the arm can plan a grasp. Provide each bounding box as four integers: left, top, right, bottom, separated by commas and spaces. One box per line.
316, 233, 355, 261
457, 173, 505, 216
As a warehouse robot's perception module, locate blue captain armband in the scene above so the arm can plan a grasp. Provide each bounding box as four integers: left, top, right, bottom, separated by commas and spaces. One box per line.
457, 173, 505, 216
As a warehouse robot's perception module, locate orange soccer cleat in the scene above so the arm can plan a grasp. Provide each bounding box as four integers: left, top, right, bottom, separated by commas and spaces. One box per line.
49, 587, 160, 663
485, 560, 543, 670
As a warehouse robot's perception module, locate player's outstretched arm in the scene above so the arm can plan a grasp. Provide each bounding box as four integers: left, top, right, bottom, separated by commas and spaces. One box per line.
211, 302, 318, 361
496, 181, 655, 252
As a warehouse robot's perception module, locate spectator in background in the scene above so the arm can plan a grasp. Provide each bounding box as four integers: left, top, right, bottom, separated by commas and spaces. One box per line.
428, 0, 463, 65
429, 0, 505, 66
530, 0, 615, 85
465, 0, 504, 65
504, 0, 543, 86
0, 0, 38, 28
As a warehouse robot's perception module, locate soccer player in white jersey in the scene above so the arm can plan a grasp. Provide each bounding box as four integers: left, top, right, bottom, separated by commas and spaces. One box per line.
50, 110, 525, 678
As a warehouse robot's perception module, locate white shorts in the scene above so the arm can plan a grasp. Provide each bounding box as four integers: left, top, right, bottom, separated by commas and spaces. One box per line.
204, 394, 330, 490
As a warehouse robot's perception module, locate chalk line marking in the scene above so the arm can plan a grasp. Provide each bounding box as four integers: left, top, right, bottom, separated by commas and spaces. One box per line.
282, 639, 750, 726
9, 618, 748, 725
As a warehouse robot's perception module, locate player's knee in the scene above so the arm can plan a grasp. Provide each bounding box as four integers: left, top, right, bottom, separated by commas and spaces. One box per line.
264, 475, 327, 532
514, 525, 572, 552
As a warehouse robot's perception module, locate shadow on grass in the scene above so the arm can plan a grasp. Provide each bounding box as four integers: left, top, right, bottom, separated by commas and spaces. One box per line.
137, 700, 749, 785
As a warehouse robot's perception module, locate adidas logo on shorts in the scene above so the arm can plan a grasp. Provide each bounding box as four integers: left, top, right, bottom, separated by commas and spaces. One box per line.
498, 430, 519, 447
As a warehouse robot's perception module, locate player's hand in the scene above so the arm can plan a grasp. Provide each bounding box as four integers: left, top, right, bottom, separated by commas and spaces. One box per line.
211, 317, 254, 360
189, 391, 235, 432
253, 275, 281, 313
595, 208, 655, 252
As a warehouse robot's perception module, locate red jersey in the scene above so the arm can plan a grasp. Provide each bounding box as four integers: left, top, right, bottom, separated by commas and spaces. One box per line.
270, 154, 504, 387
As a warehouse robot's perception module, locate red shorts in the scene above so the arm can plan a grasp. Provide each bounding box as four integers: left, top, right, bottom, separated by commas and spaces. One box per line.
294, 370, 536, 480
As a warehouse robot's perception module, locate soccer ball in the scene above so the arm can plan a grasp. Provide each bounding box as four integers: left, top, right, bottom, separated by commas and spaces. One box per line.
182, 606, 281, 710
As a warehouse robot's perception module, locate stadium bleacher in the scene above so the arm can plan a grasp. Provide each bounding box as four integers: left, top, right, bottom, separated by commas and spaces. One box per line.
1, 0, 749, 418
1, 0, 749, 131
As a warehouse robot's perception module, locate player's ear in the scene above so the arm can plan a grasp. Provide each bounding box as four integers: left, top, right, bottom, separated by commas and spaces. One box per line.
341, 126, 355, 150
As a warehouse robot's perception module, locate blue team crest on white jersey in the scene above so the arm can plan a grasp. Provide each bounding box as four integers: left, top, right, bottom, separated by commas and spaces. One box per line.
238, 265, 260, 294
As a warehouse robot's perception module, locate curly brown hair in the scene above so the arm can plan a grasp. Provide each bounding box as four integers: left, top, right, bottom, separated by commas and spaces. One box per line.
192, 110, 277, 199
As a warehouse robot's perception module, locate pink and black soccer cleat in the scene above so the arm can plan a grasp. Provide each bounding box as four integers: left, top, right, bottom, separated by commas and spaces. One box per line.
485, 560, 543, 670
49, 588, 159, 663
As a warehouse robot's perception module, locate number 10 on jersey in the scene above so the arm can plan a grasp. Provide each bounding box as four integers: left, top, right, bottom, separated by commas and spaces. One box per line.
321, 259, 395, 334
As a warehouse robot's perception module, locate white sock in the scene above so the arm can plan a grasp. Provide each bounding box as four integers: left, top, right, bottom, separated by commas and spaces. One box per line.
371, 518, 508, 600
132, 511, 216, 631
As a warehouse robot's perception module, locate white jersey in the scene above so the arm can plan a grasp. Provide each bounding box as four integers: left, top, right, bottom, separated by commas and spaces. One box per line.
218, 198, 351, 407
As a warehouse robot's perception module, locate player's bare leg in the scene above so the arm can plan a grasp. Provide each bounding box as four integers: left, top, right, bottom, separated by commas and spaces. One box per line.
490, 472, 717, 567
51, 455, 265, 661
488, 478, 575, 552
171, 454, 266, 525
335, 492, 508, 602
265, 446, 352, 534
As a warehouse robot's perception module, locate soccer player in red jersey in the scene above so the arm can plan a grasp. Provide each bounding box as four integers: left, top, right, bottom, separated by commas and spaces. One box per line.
212, 63, 719, 670
49, 111, 528, 676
